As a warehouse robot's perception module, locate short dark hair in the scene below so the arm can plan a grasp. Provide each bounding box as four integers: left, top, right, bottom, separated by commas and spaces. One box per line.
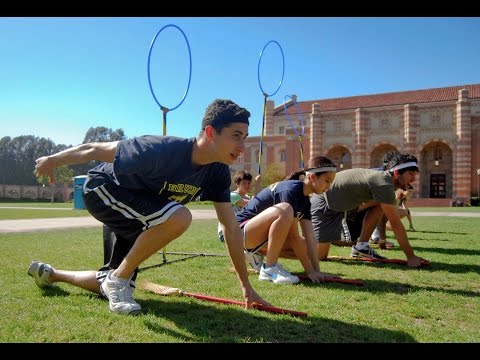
382, 151, 401, 170
201, 99, 250, 133
233, 170, 252, 185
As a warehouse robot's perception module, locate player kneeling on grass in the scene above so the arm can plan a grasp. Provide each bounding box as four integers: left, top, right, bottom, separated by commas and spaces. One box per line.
231, 156, 339, 284
311, 153, 427, 268
28, 99, 271, 315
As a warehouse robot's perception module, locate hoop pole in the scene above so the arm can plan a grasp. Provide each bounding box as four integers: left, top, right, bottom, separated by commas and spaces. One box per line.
283, 95, 306, 169
257, 94, 268, 175
256, 40, 285, 175
146, 24, 193, 266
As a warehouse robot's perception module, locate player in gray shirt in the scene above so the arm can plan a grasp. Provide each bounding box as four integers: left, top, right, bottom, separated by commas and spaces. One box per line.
310, 153, 426, 268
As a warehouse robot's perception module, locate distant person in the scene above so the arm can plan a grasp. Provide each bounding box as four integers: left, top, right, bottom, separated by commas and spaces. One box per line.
310, 153, 427, 268
385, 186, 416, 232
236, 156, 338, 284
28, 98, 270, 315
218, 169, 253, 242
370, 151, 400, 248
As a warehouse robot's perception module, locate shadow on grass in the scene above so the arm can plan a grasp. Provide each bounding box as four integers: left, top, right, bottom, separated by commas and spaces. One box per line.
298, 277, 480, 298
35, 286, 417, 343
407, 230, 468, 235
325, 256, 480, 274
409, 245, 480, 256
139, 298, 417, 343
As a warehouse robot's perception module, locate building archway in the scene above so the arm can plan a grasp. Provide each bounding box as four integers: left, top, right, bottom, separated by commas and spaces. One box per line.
326, 145, 351, 171
370, 143, 398, 169
419, 141, 453, 198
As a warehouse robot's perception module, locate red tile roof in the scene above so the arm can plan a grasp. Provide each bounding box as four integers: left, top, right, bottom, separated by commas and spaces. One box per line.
276, 84, 480, 115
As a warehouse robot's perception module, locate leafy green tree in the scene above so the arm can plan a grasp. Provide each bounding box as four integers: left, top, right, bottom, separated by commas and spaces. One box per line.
36, 165, 74, 203
70, 126, 127, 176
259, 163, 284, 188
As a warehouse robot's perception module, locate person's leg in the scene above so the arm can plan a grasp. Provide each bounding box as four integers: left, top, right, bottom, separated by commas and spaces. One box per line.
406, 209, 416, 231
243, 202, 294, 267
244, 203, 300, 284
310, 196, 344, 260
316, 243, 331, 261
113, 206, 192, 279
83, 184, 192, 314
102, 225, 136, 268
28, 261, 101, 294
350, 206, 386, 259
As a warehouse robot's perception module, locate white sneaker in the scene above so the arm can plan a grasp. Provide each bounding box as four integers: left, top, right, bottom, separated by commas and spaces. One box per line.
244, 250, 264, 273
258, 263, 300, 284
28, 260, 54, 288
100, 270, 141, 315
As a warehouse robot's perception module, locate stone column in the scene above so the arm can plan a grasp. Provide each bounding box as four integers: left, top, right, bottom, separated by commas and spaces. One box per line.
353, 108, 368, 168
404, 104, 419, 197
309, 103, 322, 159
454, 89, 472, 203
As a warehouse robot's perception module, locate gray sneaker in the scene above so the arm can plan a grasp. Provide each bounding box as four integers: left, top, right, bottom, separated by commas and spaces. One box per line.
350, 245, 387, 260
244, 250, 264, 273
28, 260, 54, 288
100, 270, 141, 315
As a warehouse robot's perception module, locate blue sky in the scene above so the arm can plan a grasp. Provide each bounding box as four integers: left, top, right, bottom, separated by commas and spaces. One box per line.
1, 17, 479, 146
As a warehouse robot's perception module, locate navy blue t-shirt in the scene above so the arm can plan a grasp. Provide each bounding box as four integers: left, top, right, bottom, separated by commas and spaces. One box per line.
236, 180, 311, 223
85, 135, 230, 204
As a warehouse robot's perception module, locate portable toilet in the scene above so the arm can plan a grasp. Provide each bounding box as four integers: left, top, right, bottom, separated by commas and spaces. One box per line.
73, 175, 88, 210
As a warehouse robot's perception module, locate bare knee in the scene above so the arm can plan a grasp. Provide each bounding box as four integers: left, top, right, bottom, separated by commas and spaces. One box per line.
170, 207, 192, 233
275, 202, 294, 222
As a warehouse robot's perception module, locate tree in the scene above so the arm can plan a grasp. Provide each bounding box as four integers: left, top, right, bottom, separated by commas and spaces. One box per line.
259, 163, 284, 189
70, 127, 127, 176
36, 165, 74, 203
82, 126, 126, 143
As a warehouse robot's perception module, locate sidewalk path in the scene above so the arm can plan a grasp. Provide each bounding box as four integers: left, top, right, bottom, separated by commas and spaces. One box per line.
0, 209, 218, 234
0, 209, 479, 234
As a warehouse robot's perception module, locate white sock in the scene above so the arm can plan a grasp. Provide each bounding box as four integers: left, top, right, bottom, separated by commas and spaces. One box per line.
355, 241, 369, 250
110, 272, 128, 283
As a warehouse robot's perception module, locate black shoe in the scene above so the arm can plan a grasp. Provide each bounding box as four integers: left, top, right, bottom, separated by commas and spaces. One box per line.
350, 246, 386, 259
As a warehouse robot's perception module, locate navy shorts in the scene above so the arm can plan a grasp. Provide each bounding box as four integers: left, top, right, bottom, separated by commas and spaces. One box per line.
83, 181, 183, 242
83, 181, 183, 293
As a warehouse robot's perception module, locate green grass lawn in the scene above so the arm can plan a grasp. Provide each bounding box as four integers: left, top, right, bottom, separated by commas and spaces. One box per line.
1, 214, 479, 343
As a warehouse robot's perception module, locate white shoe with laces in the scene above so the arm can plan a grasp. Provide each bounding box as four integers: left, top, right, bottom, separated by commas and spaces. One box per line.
28, 260, 54, 288
100, 270, 141, 315
258, 263, 300, 284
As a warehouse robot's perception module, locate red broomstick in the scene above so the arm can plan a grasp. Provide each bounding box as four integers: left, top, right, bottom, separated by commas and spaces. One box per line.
139, 280, 307, 318
327, 256, 430, 266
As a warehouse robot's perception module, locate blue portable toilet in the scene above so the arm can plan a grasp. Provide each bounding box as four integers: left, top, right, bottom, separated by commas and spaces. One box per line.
73, 175, 88, 210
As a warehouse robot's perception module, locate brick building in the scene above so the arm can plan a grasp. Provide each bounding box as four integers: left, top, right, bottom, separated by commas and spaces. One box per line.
231, 84, 480, 205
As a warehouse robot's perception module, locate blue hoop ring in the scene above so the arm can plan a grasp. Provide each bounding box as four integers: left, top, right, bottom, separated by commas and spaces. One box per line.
283, 95, 305, 137
257, 40, 285, 97
147, 24, 192, 111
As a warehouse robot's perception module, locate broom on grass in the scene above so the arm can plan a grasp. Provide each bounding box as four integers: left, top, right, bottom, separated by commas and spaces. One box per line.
327, 256, 430, 266
139, 280, 307, 318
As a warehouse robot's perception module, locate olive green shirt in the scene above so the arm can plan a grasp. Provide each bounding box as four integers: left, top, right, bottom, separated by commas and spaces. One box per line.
324, 168, 396, 212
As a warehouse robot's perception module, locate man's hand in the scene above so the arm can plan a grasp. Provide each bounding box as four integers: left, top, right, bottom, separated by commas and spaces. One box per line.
406, 254, 424, 268
35, 156, 56, 186
305, 269, 341, 283
243, 286, 272, 309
